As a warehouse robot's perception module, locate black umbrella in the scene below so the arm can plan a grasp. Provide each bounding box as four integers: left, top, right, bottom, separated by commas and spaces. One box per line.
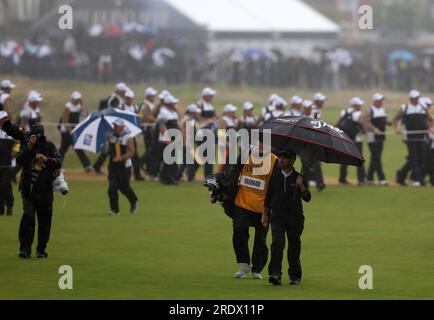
260, 116, 364, 167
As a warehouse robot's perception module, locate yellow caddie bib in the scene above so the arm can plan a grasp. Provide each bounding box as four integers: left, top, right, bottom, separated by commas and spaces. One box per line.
234, 153, 278, 214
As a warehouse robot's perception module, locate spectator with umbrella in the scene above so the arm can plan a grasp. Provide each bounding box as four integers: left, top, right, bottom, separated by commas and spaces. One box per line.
106, 119, 138, 215
72, 108, 142, 214
93, 82, 129, 174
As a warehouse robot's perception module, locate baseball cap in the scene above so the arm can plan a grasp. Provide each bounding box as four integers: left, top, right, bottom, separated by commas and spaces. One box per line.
30, 123, 44, 135
372, 93, 385, 101
243, 102, 254, 110
113, 119, 125, 127
164, 95, 179, 105
159, 90, 171, 100
145, 87, 158, 96
350, 97, 364, 106
116, 82, 128, 92
186, 104, 201, 113
125, 89, 135, 99
223, 104, 237, 113
290, 95, 303, 105
202, 87, 216, 96
313, 92, 327, 101
409, 90, 421, 99
302, 100, 313, 109
268, 93, 279, 103
71, 91, 82, 100
28, 90, 43, 102
278, 148, 296, 160
1, 79, 15, 89
0, 111, 8, 120
273, 97, 287, 108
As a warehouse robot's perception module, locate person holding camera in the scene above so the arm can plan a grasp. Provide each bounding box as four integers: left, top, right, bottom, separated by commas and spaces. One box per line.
16, 123, 62, 259
262, 148, 311, 286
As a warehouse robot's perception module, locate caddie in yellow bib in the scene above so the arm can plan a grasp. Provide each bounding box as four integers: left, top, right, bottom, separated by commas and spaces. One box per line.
231, 142, 278, 280
235, 154, 278, 214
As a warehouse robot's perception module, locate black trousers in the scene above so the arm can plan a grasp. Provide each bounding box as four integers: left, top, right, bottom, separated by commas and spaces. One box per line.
405, 140, 426, 184
108, 165, 138, 212
59, 132, 91, 168
141, 128, 154, 174
423, 149, 434, 185
148, 141, 165, 177
367, 142, 386, 181
340, 142, 365, 183
93, 151, 109, 171
159, 143, 178, 184
0, 167, 14, 211
396, 155, 414, 182
268, 215, 304, 280
19, 192, 53, 253
131, 138, 142, 179
176, 146, 197, 182
232, 207, 269, 273
302, 161, 324, 187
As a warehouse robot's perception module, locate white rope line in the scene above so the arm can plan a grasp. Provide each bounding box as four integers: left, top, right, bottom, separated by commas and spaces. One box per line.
40, 122, 432, 135
41, 122, 156, 128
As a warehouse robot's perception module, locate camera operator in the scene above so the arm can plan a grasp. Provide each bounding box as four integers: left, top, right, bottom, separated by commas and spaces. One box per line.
16, 123, 62, 259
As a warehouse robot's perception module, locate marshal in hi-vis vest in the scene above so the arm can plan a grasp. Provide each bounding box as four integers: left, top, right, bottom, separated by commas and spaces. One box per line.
235, 153, 278, 214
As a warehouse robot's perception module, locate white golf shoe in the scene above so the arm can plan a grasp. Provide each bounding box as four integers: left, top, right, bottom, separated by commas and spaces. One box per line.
234, 263, 251, 279
252, 272, 263, 280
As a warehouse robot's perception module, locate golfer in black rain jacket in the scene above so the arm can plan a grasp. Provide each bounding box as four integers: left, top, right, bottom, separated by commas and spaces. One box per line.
262, 148, 311, 286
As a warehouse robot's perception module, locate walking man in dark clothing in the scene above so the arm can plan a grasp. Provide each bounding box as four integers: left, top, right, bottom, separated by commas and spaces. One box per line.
16, 123, 62, 259
262, 148, 311, 286
107, 119, 138, 215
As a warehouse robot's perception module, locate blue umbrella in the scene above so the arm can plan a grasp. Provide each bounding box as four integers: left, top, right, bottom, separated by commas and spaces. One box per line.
389, 50, 415, 62
243, 48, 268, 60
72, 108, 142, 153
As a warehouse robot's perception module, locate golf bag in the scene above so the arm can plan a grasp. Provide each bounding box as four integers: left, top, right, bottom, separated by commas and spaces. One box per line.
337, 110, 359, 140
204, 172, 238, 219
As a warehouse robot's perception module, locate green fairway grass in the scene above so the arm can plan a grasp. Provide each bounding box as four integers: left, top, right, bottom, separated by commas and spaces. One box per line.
1, 181, 433, 299
1, 76, 433, 299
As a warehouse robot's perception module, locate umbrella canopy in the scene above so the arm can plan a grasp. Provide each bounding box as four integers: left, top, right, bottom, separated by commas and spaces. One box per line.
260, 116, 364, 167
72, 108, 142, 153
388, 50, 415, 62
